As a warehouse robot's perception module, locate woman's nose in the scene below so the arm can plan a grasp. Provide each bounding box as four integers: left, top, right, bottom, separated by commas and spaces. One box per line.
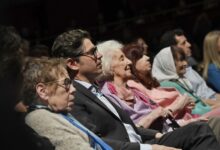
96, 51, 102, 59
143, 55, 150, 61
146, 55, 150, 60
182, 60, 188, 67
126, 58, 132, 65
186, 41, 191, 48
69, 84, 76, 94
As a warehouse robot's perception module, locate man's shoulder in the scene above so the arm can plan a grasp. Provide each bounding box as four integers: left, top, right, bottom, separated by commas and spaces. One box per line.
185, 66, 200, 77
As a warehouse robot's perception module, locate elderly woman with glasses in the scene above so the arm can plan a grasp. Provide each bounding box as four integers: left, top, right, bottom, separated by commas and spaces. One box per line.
22, 57, 112, 150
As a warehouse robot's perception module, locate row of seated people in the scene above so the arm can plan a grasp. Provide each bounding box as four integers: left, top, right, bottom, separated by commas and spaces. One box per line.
2, 25, 220, 150
22, 29, 220, 150
96, 40, 220, 141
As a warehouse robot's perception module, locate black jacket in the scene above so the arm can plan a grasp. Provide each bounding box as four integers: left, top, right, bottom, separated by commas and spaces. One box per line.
70, 81, 158, 150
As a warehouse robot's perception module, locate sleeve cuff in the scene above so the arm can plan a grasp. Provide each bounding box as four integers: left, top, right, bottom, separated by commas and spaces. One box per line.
140, 143, 152, 150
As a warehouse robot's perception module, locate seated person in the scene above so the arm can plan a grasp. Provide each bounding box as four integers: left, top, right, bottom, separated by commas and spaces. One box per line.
152, 46, 220, 115
203, 31, 220, 92
21, 57, 112, 150
123, 43, 195, 121
0, 25, 54, 150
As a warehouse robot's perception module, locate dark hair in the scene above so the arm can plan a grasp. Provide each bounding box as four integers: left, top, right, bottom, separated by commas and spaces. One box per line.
0, 25, 23, 109
122, 43, 160, 89
160, 29, 184, 49
170, 45, 186, 62
51, 29, 91, 59
0, 26, 22, 55
30, 44, 49, 57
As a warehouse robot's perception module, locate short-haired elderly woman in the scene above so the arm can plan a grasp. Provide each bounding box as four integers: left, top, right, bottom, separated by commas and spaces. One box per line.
22, 57, 112, 150
97, 40, 204, 133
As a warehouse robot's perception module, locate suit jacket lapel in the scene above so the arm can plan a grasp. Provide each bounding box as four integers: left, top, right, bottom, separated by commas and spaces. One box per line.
72, 81, 142, 138
73, 81, 121, 120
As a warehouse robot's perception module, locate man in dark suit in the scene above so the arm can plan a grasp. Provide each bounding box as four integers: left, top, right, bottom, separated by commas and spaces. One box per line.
51, 29, 220, 150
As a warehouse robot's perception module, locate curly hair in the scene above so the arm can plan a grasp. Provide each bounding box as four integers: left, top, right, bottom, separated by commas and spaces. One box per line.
21, 57, 66, 106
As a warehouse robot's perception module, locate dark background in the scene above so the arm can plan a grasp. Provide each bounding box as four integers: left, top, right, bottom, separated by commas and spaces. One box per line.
1, 0, 220, 59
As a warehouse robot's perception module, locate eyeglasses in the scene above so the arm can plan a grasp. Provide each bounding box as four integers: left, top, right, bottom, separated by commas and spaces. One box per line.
76, 46, 98, 58
43, 78, 72, 91
57, 78, 72, 91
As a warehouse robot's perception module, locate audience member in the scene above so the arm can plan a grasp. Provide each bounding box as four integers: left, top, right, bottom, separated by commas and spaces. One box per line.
98, 40, 200, 131
0, 25, 54, 150
160, 29, 197, 66
22, 57, 112, 150
152, 46, 220, 114
203, 31, 220, 92
123, 43, 197, 121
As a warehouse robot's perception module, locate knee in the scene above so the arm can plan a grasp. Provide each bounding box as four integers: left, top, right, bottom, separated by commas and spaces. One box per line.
189, 121, 212, 133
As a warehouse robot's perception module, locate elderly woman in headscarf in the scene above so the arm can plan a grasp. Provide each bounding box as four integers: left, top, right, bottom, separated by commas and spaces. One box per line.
152, 46, 220, 116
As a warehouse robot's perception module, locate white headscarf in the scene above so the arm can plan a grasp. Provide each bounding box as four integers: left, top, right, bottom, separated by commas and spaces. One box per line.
152, 46, 193, 90
152, 47, 179, 82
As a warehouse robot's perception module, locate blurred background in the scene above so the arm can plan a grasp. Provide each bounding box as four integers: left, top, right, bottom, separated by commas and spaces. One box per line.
1, 0, 220, 59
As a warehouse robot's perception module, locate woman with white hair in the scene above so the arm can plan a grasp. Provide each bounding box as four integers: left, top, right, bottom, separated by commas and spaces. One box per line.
97, 40, 206, 133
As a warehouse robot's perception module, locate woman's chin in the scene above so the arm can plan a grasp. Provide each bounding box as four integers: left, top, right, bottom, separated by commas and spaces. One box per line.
179, 73, 185, 77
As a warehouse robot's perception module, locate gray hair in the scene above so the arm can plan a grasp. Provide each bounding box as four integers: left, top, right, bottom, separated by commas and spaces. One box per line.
97, 40, 123, 79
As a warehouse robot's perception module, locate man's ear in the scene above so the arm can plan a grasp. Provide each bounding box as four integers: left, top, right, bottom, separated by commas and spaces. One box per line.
36, 83, 49, 102
66, 58, 79, 71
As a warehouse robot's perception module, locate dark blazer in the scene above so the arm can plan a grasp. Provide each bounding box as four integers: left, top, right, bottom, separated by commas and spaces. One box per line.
71, 81, 158, 150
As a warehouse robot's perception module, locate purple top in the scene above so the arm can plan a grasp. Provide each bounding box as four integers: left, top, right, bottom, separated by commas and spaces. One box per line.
101, 82, 156, 124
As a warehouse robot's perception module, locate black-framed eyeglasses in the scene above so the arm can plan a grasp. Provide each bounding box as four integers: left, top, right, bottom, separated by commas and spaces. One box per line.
58, 78, 72, 91
76, 46, 98, 58
43, 78, 72, 91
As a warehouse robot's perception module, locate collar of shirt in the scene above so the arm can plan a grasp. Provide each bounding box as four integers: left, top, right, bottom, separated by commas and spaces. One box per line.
74, 80, 143, 144
75, 80, 92, 89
